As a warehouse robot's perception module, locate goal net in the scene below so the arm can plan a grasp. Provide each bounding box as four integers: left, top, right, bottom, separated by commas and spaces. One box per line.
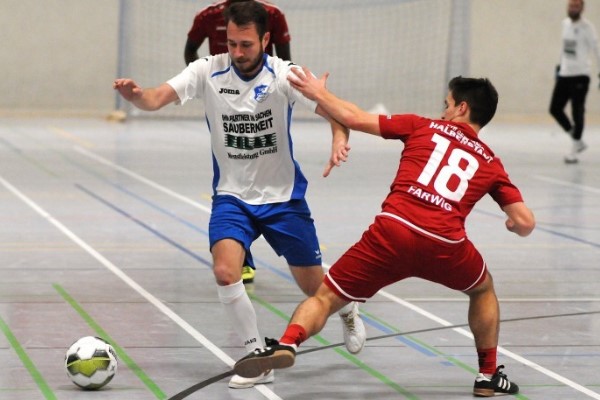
116, 0, 470, 119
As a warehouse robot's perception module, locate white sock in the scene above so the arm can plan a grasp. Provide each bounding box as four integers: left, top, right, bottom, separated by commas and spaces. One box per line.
338, 302, 354, 316
217, 280, 263, 353
284, 343, 298, 351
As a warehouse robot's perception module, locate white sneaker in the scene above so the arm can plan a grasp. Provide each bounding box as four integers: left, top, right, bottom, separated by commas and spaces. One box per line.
564, 153, 579, 164
228, 369, 274, 389
339, 302, 366, 354
573, 140, 587, 153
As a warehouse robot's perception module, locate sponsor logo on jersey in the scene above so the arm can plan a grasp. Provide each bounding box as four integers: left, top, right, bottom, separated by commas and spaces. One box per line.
219, 87, 240, 95
429, 121, 493, 163
564, 39, 577, 57
253, 84, 269, 102
225, 132, 277, 150
222, 110, 277, 158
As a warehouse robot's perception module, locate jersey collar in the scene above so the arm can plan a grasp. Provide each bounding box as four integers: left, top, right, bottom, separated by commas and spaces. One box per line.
231, 53, 271, 82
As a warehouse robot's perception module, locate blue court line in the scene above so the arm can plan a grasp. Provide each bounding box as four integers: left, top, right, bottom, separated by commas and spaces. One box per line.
75, 184, 212, 267
0, 137, 23, 153
48, 147, 297, 283
2, 135, 422, 398
359, 316, 439, 358
0, 137, 59, 178
112, 183, 294, 283
73, 185, 425, 397
1, 133, 576, 396
74, 182, 439, 357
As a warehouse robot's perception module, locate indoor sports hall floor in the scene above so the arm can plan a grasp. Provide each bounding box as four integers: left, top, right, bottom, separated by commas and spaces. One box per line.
1, 115, 600, 400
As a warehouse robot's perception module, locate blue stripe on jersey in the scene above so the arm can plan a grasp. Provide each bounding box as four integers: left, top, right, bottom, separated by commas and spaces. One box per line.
231, 54, 275, 82
264, 55, 275, 75
211, 152, 220, 197
206, 115, 221, 197
287, 104, 308, 199
211, 65, 231, 78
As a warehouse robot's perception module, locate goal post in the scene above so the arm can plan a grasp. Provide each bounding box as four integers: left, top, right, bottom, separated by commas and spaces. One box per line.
116, 0, 470, 119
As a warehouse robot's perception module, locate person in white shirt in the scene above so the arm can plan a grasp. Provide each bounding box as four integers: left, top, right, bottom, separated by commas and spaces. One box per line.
113, 0, 366, 390
549, 0, 600, 164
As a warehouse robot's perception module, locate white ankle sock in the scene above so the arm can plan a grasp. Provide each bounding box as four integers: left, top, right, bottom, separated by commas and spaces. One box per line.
338, 302, 354, 316
217, 280, 263, 353
277, 338, 298, 350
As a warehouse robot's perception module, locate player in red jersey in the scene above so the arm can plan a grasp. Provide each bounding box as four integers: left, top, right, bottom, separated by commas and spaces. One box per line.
184, 0, 291, 65
233, 71, 536, 397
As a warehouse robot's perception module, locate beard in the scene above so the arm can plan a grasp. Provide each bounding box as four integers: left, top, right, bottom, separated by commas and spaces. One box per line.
232, 49, 265, 76
568, 10, 581, 20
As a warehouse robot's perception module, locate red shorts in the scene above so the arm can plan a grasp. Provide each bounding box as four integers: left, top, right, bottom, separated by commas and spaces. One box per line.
324, 215, 487, 302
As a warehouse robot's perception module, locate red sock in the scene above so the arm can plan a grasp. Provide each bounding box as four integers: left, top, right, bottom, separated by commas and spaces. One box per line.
279, 324, 307, 347
477, 347, 497, 375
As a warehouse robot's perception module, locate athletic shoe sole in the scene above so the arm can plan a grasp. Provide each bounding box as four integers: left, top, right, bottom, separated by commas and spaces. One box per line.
234, 349, 295, 378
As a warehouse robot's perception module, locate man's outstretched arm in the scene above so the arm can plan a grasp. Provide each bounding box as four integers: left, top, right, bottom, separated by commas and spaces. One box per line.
289, 67, 381, 136
113, 79, 179, 111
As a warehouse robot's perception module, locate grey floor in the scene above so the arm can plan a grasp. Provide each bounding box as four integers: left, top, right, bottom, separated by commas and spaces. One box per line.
1, 116, 600, 400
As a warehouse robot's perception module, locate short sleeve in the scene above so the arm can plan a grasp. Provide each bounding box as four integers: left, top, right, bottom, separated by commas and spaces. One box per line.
166, 58, 209, 105
277, 62, 317, 112
489, 159, 524, 207
379, 114, 429, 141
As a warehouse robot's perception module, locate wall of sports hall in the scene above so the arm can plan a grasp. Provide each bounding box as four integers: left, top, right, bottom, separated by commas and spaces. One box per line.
1, 0, 599, 122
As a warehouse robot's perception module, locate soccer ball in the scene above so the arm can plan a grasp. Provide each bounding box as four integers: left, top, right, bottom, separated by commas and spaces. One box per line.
65, 336, 118, 390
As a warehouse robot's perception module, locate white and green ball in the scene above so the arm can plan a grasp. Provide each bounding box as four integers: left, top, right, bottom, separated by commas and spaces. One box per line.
65, 336, 118, 390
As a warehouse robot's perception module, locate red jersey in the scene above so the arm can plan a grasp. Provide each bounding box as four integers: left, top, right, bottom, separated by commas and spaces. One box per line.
378, 114, 523, 242
187, 0, 291, 56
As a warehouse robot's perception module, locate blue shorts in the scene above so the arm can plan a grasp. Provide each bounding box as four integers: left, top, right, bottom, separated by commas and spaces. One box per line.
209, 195, 322, 269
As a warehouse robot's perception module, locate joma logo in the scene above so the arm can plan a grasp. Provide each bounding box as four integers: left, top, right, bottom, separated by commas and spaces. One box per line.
219, 88, 240, 95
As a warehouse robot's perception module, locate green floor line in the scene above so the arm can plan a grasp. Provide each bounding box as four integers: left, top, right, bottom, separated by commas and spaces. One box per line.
249, 293, 420, 399
362, 310, 529, 400
53, 283, 167, 399
0, 314, 58, 400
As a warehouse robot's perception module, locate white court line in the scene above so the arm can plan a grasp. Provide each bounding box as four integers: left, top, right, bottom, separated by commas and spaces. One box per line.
74, 145, 600, 399
0, 174, 282, 400
377, 292, 600, 399
74, 146, 212, 214
534, 175, 600, 194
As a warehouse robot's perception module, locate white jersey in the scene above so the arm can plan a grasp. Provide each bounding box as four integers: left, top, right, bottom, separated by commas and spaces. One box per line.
558, 17, 600, 77
167, 53, 317, 205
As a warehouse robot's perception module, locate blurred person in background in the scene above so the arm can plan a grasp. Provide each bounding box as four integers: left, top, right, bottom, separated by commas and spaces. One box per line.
549, 0, 600, 164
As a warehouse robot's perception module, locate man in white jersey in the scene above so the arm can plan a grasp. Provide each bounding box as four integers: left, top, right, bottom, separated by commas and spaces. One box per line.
113, 1, 366, 389
549, 0, 600, 164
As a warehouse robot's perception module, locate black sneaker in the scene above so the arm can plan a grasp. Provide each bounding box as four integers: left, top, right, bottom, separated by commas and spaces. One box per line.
234, 338, 296, 378
473, 365, 519, 397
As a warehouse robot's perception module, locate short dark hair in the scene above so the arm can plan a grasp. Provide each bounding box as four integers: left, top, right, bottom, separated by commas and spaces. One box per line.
448, 76, 498, 127
224, 1, 269, 40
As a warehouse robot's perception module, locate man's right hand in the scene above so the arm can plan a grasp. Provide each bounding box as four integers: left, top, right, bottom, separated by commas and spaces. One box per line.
287, 66, 328, 101
113, 79, 143, 102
